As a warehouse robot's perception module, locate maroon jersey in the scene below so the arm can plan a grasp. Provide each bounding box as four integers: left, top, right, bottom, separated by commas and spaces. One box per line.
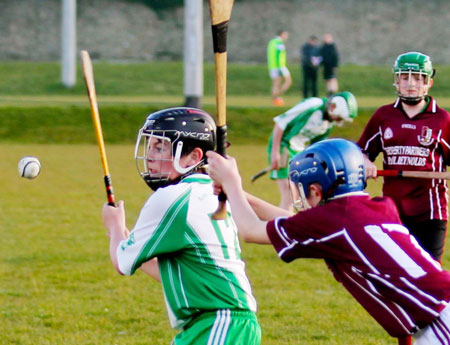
357, 97, 450, 222
267, 194, 450, 337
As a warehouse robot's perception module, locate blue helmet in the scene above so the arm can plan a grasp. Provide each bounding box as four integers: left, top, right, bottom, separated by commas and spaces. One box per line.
288, 139, 365, 208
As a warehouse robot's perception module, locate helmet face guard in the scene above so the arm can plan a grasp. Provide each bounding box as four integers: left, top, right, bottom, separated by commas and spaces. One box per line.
289, 178, 313, 212
135, 130, 180, 191
135, 107, 216, 191
393, 52, 434, 104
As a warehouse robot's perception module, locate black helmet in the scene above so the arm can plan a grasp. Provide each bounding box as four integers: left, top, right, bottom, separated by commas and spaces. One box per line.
135, 107, 216, 191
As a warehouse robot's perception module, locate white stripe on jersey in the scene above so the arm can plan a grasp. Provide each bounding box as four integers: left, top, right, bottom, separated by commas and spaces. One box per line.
362, 128, 381, 153
342, 269, 415, 333
146, 194, 189, 258
401, 277, 445, 306
432, 99, 437, 113
365, 225, 426, 278
441, 138, 450, 150
183, 231, 244, 310
274, 98, 323, 130
273, 216, 295, 246
324, 229, 382, 274
436, 185, 443, 220
167, 260, 183, 309
178, 263, 189, 307
367, 272, 440, 317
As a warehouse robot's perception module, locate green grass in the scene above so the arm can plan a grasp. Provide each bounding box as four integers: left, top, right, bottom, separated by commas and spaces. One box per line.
2, 61, 450, 98
2, 61, 450, 344
0, 105, 375, 146
1, 143, 396, 345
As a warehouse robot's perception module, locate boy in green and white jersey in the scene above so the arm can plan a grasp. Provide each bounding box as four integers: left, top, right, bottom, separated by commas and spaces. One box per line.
267, 30, 291, 106
103, 107, 261, 345
267, 92, 357, 211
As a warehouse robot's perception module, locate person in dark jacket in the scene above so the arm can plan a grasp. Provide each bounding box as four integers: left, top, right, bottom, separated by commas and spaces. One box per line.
320, 34, 339, 96
300, 35, 321, 98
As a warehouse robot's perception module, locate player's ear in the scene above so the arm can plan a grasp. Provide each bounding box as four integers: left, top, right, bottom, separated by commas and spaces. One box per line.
309, 184, 322, 198
186, 147, 204, 166
308, 183, 324, 207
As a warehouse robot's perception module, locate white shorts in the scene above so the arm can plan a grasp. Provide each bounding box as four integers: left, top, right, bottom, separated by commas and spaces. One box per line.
414, 303, 450, 345
270, 67, 290, 79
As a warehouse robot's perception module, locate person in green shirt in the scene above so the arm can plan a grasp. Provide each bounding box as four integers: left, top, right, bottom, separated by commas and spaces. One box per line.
267, 92, 357, 211
267, 30, 292, 106
103, 107, 261, 345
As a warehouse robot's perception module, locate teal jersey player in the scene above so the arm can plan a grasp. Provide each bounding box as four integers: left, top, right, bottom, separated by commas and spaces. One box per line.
266, 93, 357, 210
103, 107, 261, 345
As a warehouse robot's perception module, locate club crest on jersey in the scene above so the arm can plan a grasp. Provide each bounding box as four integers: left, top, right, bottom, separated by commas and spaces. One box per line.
417, 126, 434, 146
384, 127, 393, 140
121, 233, 136, 250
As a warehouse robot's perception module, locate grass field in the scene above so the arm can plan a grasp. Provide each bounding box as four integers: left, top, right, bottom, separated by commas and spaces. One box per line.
2, 61, 450, 344
2, 143, 396, 345
2, 61, 450, 100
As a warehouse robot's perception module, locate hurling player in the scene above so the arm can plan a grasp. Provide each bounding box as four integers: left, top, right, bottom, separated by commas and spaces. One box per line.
207, 138, 450, 345
357, 52, 450, 263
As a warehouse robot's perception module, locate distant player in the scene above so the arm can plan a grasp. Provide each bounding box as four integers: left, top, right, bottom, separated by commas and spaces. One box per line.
102, 107, 261, 345
357, 52, 450, 262
207, 138, 450, 345
267, 30, 292, 106
267, 91, 357, 210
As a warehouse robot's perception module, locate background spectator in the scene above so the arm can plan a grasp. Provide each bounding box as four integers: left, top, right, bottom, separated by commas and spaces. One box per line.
321, 33, 340, 96
301, 35, 321, 98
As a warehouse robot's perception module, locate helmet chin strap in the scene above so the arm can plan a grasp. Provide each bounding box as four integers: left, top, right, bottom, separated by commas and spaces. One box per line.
173, 141, 201, 174
400, 96, 424, 105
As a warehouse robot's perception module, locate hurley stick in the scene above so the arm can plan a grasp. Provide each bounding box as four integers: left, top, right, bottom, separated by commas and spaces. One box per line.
81, 50, 115, 206
251, 148, 289, 182
251, 166, 272, 182
208, 0, 234, 220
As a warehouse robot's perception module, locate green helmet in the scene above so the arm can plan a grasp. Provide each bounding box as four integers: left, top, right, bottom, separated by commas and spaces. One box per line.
392, 52, 434, 103
326, 91, 358, 122
393, 52, 433, 76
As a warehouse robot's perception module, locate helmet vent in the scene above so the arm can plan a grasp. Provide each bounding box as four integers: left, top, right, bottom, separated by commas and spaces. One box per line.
193, 117, 207, 124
